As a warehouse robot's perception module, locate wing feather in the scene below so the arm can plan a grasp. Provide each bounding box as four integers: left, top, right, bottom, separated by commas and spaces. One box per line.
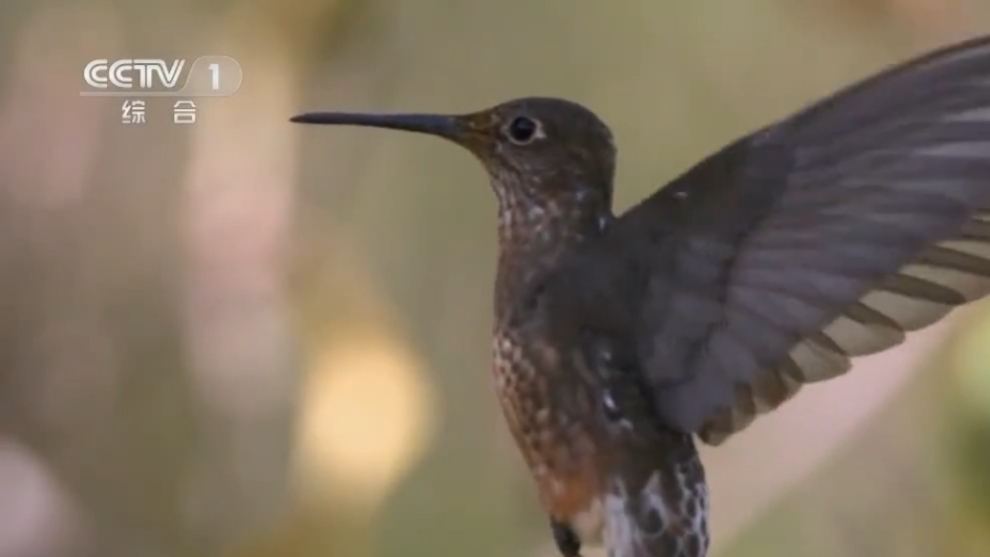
609, 35, 990, 444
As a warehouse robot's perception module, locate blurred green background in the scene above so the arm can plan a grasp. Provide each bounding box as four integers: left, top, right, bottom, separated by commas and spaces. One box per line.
0, 1, 988, 556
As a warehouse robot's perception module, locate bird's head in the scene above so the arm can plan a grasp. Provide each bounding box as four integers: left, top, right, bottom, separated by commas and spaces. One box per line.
291, 97, 617, 224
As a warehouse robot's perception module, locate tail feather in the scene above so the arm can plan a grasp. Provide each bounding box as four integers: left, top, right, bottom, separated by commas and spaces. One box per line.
603, 459, 709, 557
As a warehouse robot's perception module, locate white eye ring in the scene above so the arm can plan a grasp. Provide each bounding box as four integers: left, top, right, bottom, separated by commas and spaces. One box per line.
505, 116, 544, 145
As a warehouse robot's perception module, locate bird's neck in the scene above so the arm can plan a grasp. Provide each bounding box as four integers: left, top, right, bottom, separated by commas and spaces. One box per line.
493, 190, 611, 324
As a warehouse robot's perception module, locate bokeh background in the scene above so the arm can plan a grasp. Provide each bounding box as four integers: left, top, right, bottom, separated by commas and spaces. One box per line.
0, 1, 989, 556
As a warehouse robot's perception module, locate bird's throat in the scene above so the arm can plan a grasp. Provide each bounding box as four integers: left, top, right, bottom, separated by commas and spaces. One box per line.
493, 193, 610, 324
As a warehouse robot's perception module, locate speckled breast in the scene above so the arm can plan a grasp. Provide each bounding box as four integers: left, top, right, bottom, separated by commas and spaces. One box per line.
491, 329, 604, 529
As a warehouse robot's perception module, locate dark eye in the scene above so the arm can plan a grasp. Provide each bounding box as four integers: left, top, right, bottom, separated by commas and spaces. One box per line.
507, 116, 539, 144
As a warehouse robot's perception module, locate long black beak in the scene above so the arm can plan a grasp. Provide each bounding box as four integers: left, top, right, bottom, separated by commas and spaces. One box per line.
289, 111, 469, 142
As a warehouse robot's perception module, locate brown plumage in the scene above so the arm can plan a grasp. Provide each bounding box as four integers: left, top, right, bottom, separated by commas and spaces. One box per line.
292, 35, 990, 557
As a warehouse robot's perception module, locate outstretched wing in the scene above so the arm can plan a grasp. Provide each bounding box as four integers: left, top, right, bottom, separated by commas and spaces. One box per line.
619, 35, 990, 445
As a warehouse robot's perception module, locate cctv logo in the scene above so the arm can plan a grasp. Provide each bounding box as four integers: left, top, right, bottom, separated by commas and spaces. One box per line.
83, 59, 186, 90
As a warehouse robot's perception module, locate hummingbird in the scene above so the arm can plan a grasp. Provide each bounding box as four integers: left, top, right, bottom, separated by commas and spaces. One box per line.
292, 35, 990, 557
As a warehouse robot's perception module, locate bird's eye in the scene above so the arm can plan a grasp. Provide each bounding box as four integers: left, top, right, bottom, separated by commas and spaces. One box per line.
506, 116, 540, 144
